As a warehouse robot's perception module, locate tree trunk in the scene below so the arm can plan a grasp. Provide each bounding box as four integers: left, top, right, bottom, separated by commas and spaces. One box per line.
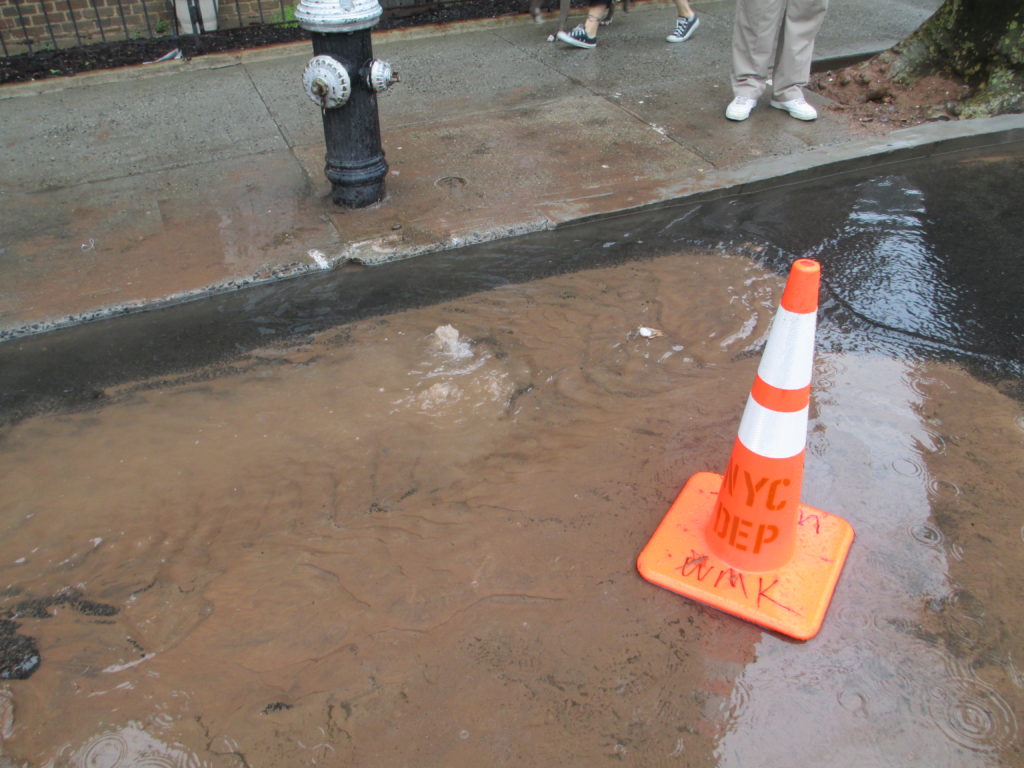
890, 0, 1024, 117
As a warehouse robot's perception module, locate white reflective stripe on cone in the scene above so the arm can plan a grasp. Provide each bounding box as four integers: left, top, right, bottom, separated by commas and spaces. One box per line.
757, 307, 817, 391
737, 397, 808, 459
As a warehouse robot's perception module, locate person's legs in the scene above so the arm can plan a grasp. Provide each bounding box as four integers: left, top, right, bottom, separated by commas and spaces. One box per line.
667, 0, 699, 43
731, 0, 784, 100
673, 0, 694, 16
583, 4, 608, 37
557, 1, 610, 48
771, 0, 828, 102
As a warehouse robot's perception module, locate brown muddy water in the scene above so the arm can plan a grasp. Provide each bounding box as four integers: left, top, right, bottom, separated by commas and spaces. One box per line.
3, 147, 1024, 766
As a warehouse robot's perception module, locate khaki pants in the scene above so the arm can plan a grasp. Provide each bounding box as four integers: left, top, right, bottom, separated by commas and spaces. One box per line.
731, 0, 828, 102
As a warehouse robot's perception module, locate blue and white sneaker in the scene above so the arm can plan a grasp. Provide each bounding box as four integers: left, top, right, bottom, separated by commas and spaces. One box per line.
666, 14, 699, 43
557, 25, 597, 49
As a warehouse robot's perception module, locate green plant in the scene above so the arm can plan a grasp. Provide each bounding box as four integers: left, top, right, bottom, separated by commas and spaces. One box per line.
155, 19, 169, 35
274, 5, 298, 27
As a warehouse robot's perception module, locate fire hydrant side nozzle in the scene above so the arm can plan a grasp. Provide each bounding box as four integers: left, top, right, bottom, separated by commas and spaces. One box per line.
296, 0, 397, 208
365, 59, 399, 93
303, 55, 352, 109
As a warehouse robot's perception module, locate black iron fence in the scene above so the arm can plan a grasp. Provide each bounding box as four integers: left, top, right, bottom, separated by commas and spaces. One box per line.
0, 0, 436, 57
1, 0, 536, 62
1, 0, 297, 56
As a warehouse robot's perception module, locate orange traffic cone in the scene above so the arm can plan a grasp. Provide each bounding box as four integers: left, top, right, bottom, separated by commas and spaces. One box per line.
637, 259, 854, 640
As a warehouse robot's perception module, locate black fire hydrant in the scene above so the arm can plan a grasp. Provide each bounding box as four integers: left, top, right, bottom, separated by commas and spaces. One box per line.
296, 0, 398, 208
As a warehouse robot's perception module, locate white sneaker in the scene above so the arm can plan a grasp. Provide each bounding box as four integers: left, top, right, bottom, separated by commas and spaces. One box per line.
770, 97, 818, 121
725, 96, 757, 121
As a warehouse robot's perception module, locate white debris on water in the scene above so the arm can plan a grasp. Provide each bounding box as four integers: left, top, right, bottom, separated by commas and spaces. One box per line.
102, 653, 156, 674
389, 325, 518, 417
417, 381, 463, 410
632, 326, 664, 339
430, 325, 474, 359
308, 249, 330, 270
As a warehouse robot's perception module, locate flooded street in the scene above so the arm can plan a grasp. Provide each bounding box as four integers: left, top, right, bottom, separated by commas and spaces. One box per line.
2, 145, 1023, 766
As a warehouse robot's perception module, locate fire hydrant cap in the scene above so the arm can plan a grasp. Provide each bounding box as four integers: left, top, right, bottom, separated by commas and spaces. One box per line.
296, 0, 383, 32
302, 55, 352, 109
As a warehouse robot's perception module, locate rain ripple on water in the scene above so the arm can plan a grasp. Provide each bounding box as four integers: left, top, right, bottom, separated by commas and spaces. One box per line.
54, 723, 209, 768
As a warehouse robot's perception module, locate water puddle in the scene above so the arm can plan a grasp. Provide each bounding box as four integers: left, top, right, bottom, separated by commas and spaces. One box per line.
2, 144, 1023, 766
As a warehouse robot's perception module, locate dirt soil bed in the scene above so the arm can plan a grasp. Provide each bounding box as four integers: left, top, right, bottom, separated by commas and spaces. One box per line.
809, 55, 972, 134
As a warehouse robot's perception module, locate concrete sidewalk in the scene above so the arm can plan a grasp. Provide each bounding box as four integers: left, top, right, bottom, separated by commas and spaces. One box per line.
1, 0, 1005, 340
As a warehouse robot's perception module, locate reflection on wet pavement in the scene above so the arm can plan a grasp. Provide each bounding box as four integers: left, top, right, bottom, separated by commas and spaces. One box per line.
718, 355, 1022, 767
2, 146, 1024, 767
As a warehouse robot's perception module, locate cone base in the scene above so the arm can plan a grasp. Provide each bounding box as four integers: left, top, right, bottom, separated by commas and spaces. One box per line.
637, 471, 854, 641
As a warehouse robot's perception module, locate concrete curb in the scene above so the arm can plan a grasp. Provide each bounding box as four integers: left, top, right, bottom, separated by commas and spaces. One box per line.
568, 114, 1024, 224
